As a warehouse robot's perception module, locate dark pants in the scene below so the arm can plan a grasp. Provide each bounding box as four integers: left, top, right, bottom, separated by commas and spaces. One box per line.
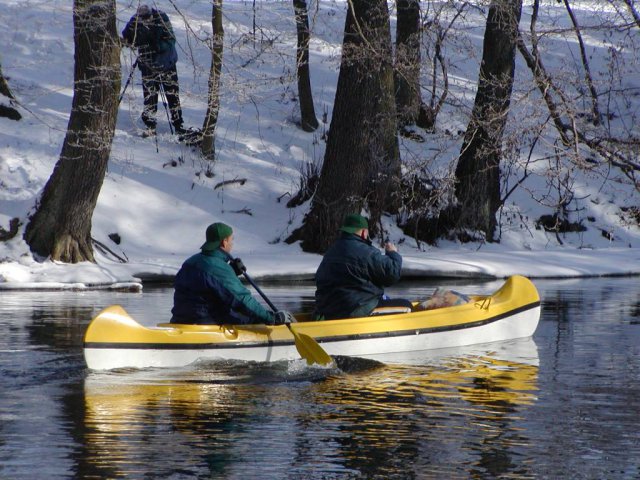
141, 66, 183, 131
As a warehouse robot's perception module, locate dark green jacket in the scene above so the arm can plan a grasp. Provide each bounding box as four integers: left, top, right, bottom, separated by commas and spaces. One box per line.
314, 233, 402, 320
171, 249, 274, 325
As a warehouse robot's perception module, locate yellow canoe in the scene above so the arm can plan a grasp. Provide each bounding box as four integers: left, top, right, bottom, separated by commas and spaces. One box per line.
83, 275, 540, 370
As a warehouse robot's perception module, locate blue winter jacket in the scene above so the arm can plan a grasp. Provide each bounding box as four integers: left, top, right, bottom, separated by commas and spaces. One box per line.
171, 249, 274, 325
314, 233, 403, 320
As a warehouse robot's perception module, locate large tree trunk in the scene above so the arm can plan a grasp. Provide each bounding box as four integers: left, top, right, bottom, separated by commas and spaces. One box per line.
453, 0, 522, 242
24, 0, 120, 263
287, 0, 399, 253
394, 0, 421, 127
201, 0, 224, 160
293, 0, 319, 132
0, 62, 21, 121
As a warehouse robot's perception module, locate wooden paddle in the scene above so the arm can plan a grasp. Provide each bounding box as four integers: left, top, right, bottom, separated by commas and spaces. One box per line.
231, 257, 333, 366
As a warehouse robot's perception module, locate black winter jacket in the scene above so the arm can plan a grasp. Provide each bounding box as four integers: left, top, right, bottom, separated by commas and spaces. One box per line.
314, 233, 402, 319
122, 9, 178, 75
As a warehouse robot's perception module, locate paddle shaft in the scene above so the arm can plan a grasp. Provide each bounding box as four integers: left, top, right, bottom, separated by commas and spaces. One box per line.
226, 254, 278, 311
229, 255, 333, 366
242, 271, 278, 312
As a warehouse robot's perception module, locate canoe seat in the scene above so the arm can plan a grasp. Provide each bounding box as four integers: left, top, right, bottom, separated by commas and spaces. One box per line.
370, 305, 412, 316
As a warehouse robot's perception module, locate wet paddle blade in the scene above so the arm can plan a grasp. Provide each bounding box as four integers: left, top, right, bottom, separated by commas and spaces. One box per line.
288, 325, 333, 366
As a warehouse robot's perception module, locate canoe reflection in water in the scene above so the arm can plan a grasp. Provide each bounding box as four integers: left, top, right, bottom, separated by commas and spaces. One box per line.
83, 337, 539, 478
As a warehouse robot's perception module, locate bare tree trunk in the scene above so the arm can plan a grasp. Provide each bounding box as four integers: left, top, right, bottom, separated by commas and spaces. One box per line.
419, 3, 468, 131
287, 0, 399, 252
293, 0, 319, 132
0, 62, 21, 121
394, 0, 421, 127
454, 0, 522, 242
419, 25, 446, 131
201, 0, 224, 160
24, 0, 120, 263
562, 0, 601, 125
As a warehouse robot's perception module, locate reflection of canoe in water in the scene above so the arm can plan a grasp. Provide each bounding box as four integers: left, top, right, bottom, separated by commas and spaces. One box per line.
83, 351, 539, 422
82, 342, 539, 472
83, 275, 541, 371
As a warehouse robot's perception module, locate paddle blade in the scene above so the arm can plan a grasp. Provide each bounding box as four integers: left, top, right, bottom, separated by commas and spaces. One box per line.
288, 325, 333, 366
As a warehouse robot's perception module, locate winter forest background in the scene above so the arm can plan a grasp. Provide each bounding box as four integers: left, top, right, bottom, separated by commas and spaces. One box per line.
0, 0, 639, 280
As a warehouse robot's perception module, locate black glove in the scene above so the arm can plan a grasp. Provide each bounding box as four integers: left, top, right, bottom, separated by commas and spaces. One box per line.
230, 257, 246, 276
274, 310, 296, 325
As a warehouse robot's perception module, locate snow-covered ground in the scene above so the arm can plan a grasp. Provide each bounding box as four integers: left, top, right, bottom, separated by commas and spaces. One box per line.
1, 0, 638, 290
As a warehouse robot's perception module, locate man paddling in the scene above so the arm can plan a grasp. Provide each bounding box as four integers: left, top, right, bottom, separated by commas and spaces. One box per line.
171, 222, 289, 325
313, 214, 411, 320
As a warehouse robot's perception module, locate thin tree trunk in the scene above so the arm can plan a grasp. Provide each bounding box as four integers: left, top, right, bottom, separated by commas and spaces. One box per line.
201, 0, 224, 160
395, 0, 421, 127
287, 0, 399, 252
623, 0, 640, 28
516, 0, 577, 150
293, 0, 319, 132
24, 0, 120, 262
454, 0, 522, 242
419, 4, 467, 131
562, 0, 600, 125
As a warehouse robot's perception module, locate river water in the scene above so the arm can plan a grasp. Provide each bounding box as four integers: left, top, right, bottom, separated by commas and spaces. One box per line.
1, 277, 639, 479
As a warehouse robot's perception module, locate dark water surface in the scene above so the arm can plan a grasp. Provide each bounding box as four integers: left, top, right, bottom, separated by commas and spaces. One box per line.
1, 277, 639, 479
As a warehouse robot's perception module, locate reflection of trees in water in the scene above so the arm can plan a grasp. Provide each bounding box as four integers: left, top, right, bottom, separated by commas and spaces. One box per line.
27, 305, 95, 351
537, 281, 640, 477
311, 357, 538, 478
61, 381, 121, 479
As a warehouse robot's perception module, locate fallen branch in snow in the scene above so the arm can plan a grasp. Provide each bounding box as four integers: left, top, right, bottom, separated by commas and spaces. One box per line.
228, 208, 253, 216
92, 238, 128, 263
214, 178, 247, 190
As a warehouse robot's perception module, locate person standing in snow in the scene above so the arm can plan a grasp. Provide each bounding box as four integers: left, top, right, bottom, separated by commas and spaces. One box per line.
313, 214, 411, 320
171, 222, 291, 325
121, 4, 185, 136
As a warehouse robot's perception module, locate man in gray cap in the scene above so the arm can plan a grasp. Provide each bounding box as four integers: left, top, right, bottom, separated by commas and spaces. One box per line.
171, 222, 289, 325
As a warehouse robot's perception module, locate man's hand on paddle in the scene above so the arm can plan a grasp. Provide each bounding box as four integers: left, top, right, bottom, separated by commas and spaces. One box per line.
230, 257, 247, 276
274, 311, 296, 325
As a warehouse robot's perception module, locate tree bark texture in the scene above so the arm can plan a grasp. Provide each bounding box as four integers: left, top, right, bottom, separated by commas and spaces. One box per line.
289, 0, 400, 253
293, 0, 319, 132
454, 0, 522, 242
201, 0, 224, 160
24, 0, 120, 263
394, 0, 421, 127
